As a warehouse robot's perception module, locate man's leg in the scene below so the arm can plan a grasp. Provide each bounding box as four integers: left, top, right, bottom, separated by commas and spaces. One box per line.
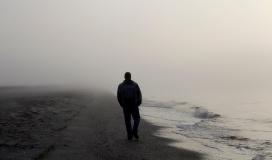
123, 108, 133, 140
131, 107, 140, 139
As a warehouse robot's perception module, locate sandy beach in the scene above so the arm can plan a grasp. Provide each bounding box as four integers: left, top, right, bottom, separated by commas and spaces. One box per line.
0, 87, 204, 160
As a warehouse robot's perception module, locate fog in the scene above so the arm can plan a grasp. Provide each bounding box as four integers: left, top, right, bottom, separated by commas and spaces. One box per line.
1, 0, 272, 99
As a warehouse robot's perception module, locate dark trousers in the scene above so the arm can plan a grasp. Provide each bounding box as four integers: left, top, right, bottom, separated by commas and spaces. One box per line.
123, 106, 140, 138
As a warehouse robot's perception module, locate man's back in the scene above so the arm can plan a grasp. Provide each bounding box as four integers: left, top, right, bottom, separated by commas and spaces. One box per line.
117, 80, 142, 107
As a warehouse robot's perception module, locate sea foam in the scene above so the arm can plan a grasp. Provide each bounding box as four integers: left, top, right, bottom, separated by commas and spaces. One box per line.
192, 107, 220, 119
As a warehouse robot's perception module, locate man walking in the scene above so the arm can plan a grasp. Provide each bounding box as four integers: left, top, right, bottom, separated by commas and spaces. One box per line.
117, 72, 142, 140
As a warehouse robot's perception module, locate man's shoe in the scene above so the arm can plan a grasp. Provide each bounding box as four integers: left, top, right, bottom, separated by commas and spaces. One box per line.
128, 135, 133, 141
133, 134, 139, 140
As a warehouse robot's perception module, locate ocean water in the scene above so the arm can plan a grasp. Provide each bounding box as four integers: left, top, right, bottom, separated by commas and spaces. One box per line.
141, 92, 272, 160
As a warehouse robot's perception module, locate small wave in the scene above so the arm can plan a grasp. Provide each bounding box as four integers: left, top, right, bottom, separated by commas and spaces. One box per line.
192, 107, 220, 119
143, 100, 188, 108
173, 101, 188, 105
252, 154, 265, 160
220, 136, 249, 141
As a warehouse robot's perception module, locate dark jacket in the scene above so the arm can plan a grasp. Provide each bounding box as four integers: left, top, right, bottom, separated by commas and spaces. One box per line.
117, 80, 142, 108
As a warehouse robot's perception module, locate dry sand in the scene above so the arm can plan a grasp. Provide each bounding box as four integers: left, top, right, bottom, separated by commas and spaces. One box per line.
0, 87, 204, 160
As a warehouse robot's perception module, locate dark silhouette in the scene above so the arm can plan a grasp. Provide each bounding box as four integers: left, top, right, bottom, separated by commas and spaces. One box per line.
117, 72, 142, 140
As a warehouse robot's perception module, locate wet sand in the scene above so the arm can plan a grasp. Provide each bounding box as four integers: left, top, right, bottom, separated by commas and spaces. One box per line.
0, 87, 204, 160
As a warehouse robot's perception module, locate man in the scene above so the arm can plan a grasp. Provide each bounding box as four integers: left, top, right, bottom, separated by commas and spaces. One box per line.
117, 72, 142, 140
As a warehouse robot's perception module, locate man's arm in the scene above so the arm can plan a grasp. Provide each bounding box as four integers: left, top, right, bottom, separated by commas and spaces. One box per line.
136, 84, 142, 106
117, 85, 123, 107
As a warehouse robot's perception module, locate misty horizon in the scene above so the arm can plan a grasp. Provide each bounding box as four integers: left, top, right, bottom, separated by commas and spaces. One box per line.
1, 0, 272, 100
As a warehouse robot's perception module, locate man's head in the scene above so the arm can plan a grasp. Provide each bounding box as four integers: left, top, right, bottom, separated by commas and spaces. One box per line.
124, 72, 131, 80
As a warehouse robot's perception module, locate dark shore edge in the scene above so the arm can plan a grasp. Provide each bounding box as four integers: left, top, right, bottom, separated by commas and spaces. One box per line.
0, 87, 205, 160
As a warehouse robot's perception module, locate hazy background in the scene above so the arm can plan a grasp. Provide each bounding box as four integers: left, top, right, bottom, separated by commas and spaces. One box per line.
1, 0, 272, 101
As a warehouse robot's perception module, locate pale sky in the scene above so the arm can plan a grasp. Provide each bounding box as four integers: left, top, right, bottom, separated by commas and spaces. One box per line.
0, 0, 272, 99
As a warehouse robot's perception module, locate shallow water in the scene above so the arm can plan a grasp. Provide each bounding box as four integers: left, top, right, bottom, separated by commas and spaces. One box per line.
141, 95, 272, 160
